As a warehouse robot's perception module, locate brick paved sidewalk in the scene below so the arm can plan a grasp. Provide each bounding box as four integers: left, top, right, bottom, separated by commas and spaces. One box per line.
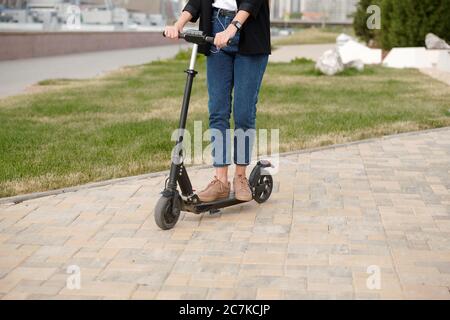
0, 128, 449, 300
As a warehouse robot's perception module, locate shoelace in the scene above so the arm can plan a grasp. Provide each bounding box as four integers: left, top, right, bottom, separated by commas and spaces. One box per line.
203, 177, 221, 191
236, 175, 249, 192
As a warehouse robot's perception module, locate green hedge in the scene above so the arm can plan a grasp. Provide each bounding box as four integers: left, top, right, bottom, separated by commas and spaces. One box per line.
354, 0, 450, 50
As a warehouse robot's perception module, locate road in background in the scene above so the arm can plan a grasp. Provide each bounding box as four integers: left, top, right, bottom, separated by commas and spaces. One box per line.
270, 43, 335, 63
0, 44, 188, 98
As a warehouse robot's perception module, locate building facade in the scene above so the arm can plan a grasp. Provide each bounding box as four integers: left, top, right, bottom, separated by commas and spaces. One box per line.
270, 0, 358, 23
0, 0, 27, 7
0, 1, 180, 14
1, 0, 357, 23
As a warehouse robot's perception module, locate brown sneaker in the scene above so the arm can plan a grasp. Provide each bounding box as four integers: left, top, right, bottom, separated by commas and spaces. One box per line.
234, 175, 253, 202
197, 177, 230, 203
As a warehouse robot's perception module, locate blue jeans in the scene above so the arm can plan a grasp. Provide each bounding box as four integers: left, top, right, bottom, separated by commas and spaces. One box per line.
207, 9, 269, 167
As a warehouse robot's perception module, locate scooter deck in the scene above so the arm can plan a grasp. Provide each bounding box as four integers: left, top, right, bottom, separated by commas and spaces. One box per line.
182, 192, 251, 214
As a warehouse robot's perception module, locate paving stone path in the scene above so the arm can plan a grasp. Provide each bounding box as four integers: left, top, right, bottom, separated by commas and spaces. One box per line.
0, 128, 449, 300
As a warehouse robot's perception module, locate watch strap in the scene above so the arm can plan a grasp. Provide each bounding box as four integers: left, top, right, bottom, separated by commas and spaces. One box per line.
231, 20, 242, 31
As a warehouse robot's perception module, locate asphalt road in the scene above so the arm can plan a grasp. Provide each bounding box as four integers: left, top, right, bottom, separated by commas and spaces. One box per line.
0, 44, 187, 99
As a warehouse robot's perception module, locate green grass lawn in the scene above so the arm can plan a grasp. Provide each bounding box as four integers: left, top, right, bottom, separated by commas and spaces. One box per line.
273, 26, 355, 46
0, 51, 449, 197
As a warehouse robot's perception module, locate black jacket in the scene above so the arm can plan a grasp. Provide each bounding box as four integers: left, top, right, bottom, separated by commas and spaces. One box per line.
183, 0, 271, 56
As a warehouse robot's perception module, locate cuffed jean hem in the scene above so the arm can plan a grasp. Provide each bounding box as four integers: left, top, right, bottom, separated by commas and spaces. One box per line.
234, 163, 250, 167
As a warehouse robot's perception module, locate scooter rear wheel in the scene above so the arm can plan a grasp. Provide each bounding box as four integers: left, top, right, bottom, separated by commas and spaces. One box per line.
253, 175, 273, 204
154, 195, 181, 230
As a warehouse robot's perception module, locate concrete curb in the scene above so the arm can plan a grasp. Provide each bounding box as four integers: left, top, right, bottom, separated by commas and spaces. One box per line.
1, 126, 449, 205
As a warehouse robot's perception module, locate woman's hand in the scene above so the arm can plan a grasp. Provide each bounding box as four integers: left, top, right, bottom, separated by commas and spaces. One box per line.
164, 23, 183, 39
164, 11, 192, 39
214, 26, 237, 49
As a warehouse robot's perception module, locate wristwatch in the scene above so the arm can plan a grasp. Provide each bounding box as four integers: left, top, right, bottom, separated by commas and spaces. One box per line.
231, 20, 242, 32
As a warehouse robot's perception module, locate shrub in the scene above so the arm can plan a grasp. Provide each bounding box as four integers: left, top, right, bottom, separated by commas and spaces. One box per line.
353, 0, 381, 45
354, 0, 450, 50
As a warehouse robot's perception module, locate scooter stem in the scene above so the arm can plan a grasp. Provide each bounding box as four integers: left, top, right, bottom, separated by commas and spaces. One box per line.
166, 44, 199, 192
189, 44, 199, 71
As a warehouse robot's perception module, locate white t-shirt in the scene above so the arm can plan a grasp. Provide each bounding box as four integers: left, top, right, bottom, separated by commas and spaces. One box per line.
212, 0, 237, 11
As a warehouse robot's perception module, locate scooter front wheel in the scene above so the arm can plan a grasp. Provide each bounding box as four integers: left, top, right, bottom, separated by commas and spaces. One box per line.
253, 175, 273, 204
154, 195, 181, 230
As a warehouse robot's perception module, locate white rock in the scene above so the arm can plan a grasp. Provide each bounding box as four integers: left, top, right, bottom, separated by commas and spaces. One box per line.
435, 51, 450, 72
345, 59, 365, 71
336, 33, 354, 47
383, 47, 437, 69
425, 33, 450, 50
315, 49, 344, 76
338, 40, 382, 64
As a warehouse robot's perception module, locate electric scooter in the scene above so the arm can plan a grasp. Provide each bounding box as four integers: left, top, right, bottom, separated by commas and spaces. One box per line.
155, 30, 274, 230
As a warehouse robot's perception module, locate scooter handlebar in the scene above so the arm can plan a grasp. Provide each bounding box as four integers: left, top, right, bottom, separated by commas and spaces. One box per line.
163, 30, 230, 46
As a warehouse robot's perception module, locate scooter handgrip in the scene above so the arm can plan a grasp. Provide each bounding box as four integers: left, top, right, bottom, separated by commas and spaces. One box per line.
205, 37, 232, 46
205, 36, 214, 44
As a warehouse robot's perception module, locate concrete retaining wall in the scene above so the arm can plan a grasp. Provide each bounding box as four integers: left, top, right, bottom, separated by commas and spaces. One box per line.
0, 31, 173, 61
